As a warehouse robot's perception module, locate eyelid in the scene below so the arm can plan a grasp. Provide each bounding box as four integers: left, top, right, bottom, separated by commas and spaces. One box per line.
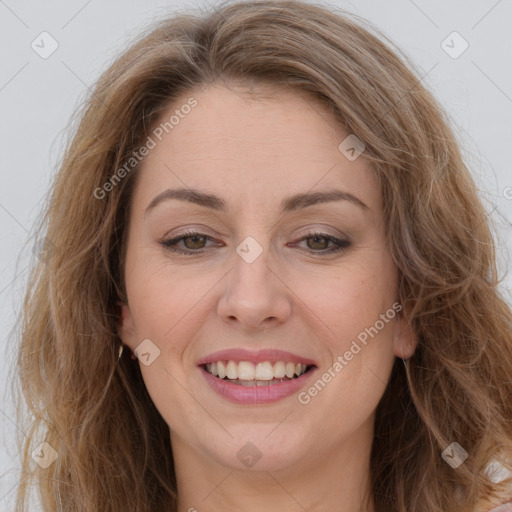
165, 224, 216, 236
292, 224, 348, 242
160, 227, 351, 256
161, 229, 219, 246
288, 232, 351, 253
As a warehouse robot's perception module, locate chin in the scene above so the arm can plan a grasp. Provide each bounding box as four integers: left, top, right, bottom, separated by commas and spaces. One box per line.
204, 426, 312, 472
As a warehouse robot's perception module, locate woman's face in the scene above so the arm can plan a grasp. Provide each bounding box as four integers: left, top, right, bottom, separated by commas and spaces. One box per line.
118, 83, 416, 474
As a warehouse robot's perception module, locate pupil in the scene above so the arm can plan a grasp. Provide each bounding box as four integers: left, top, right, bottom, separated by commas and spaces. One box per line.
309, 235, 326, 249
186, 235, 204, 248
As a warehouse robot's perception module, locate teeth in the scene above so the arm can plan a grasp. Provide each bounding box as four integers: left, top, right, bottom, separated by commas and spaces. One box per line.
255, 362, 274, 380
218, 361, 226, 379
238, 361, 255, 380
285, 362, 296, 378
204, 360, 309, 380
273, 361, 286, 378
226, 360, 238, 379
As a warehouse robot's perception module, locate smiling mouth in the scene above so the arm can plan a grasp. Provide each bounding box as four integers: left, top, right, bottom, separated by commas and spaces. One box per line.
201, 360, 315, 386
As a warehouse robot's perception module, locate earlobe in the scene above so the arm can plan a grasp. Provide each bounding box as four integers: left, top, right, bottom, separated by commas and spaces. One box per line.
392, 312, 418, 360
117, 301, 136, 349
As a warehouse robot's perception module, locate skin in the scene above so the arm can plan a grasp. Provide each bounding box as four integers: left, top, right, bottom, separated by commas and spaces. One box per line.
118, 82, 417, 512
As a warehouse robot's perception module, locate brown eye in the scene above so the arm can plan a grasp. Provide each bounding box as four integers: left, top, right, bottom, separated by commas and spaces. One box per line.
306, 235, 330, 251
182, 234, 207, 250
162, 230, 350, 256
293, 232, 351, 255
161, 231, 216, 254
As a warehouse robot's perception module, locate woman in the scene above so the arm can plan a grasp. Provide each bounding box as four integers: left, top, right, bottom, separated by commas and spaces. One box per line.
14, 1, 512, 511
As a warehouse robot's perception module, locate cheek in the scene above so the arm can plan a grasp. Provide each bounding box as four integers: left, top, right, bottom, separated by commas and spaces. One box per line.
295, 269, 397, 434
125, 256, 218, 364
291, 252, 398, 417
293, 255, 397, 352
126, 264, 210, 427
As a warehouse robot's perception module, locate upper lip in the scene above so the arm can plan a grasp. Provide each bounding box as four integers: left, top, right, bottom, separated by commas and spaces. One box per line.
196, 348, 317, 367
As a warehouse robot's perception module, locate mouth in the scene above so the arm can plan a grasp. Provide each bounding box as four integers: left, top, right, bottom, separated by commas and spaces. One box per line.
197, 348, 318, 404
200, 360, 316, 387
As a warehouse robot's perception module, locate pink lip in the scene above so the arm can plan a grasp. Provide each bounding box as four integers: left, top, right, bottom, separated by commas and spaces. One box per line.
199, 365, 318, 405
196, 348, 317, 366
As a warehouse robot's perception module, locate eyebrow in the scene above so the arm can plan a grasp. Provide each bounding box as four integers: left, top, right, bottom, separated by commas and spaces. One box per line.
145, 187, 369, 217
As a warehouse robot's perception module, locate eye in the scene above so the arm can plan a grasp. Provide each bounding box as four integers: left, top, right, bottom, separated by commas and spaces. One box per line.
291, 231, 351, 254
161, 230, 216, 254
161, 229, 351, 256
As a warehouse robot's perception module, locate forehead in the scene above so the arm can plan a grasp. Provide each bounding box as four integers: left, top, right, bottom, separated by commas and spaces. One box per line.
133, 83, 381, 216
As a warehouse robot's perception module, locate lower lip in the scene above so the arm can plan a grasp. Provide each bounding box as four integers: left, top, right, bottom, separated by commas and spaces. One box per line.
199, 366, 317, 404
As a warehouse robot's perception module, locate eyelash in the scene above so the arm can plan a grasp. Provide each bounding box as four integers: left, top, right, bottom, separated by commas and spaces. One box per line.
161, 230, 351, 256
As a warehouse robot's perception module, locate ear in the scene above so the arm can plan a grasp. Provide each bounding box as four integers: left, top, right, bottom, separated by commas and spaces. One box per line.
392, 309, 418, 360
117, 301, 137, 351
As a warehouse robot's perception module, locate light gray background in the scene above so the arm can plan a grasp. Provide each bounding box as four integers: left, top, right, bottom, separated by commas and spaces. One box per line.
1, 0, 511, 508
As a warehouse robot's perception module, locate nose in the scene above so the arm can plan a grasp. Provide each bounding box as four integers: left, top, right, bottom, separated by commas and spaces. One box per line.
217, 243, 292, 331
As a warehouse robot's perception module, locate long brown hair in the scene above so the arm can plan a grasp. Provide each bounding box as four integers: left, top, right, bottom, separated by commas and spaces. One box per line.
13, 1, 512, 510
